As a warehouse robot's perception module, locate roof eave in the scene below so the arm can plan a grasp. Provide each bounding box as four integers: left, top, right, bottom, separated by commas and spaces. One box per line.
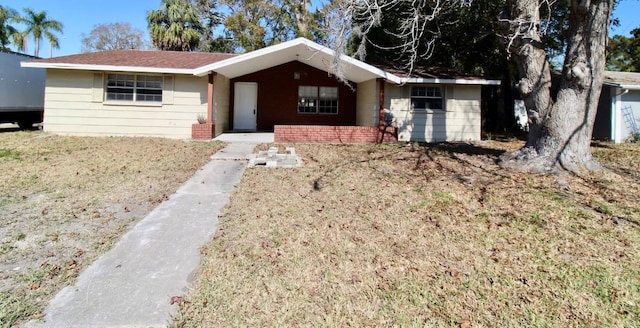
193, 37, 402, 84
619, 84, 640, 90
340, 56, 402, 84
192, 38, 313, 77
400, 77, 501, 85
20, 62, 195, 75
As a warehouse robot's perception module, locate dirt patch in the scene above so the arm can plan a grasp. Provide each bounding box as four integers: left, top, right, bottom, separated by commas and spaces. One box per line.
0, 131, 224, 327
173, 140, 640, 327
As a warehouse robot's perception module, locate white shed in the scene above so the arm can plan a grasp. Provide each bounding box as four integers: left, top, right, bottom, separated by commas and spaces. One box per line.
594, 71, 640, 143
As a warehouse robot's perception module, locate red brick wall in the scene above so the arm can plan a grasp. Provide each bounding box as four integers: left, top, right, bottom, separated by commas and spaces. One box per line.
230, 61, 357, 131
274, 125, 397, 143
192, 123, 215, 140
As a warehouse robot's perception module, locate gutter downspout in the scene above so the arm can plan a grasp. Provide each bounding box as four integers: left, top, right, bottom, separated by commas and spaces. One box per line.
378, 78, 385, 128
207, 73, 216, 125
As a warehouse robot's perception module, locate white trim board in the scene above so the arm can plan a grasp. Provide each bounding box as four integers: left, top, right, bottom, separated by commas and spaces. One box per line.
401, 78, 501, 85
21, 62, 194, 75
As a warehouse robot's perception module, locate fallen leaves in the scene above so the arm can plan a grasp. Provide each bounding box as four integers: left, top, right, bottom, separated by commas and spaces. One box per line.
1, 131, 225, 327
174, 141, 640, 327
169, 296, 183, 305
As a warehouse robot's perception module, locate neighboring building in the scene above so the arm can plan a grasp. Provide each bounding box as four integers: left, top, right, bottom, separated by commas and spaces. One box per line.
594, 71, 640, 143
22, 38, 499, 143
0, 51, 45, 128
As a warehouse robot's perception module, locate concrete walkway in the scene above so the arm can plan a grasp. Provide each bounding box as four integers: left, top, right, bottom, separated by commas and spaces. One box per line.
25, 141, 260, 328
213, 132, 274, 144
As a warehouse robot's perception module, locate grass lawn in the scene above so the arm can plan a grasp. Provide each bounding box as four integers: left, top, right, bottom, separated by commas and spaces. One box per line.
173, 141, 640, 327
0, 130, 224, 328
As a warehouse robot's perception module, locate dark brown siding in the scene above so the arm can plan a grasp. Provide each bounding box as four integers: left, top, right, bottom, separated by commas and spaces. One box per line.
230, 61, 357, 131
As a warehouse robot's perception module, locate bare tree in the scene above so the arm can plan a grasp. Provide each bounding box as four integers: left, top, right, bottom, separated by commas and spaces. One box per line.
190, 0, 233, 52
326, 0, 614, 173
498, 0, 613, 172
81, 22, 147, 52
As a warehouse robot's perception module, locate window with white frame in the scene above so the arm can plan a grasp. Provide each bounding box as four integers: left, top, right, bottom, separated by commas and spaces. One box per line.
298, 86, 338, 114
106, 74, 163, 103
298, 86, 317, 113
318, 87, 338, 114
410, 86, 443, 111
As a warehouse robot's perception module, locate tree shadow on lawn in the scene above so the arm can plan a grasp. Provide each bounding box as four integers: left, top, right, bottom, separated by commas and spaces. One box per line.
283, 142, 504, 192
408, 142, 508, 178
294, 140, 639, 230
418, 141, 507, 157
410, 142, 639, 228
590, 141, 616, 149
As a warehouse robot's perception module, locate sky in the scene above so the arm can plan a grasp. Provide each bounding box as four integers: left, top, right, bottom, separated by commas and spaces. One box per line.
2, 0, 640, 57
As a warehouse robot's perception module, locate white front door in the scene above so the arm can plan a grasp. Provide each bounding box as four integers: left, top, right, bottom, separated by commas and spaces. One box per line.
233, 82, 257, 131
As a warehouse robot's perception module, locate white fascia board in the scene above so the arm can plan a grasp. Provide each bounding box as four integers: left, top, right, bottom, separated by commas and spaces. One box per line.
296, 38, 401, 83
193, 38, 309, 76
619, 84, 640, 90
337, 54, 402, 84
20, 62, 194, 75
603, 81, 640, 90
401, 77, 501, 85
193, 37, 402, 84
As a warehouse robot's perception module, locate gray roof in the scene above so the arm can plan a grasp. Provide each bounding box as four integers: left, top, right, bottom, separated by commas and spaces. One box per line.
29, 50, 235, 69
603, 71, 640, 87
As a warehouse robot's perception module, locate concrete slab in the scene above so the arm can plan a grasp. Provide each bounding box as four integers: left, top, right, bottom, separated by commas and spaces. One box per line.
213, 132, 274, 144
25, 142, 257, 328
247, 147, 303, 168
210, 142, 257, 161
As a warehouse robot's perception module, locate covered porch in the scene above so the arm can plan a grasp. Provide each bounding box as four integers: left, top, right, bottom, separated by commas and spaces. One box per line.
195, 38, 399, 143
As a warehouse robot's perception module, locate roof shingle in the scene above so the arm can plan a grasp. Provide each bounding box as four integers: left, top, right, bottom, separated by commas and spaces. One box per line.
374, 64, 492, 81
30, 50, 236, 69
604, 71, 640, 86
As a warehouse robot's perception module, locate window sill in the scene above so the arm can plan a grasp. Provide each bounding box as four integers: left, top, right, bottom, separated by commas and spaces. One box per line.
297, 112, 339, 115
103, 101, 163, 107
409, 109, 446, 114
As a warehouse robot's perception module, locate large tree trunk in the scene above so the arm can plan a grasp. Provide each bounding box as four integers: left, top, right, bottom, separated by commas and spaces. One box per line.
294, 0, 310, 36
499, 0, 614, 172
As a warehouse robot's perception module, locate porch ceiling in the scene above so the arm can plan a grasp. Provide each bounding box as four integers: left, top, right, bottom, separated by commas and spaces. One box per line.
194, 38, 401, 84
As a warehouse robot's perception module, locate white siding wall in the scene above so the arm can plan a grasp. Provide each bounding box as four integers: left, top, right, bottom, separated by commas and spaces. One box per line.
614, 89, 640, 142
214, 74, 230, 136
389, 84, 482, 142
356, 79, 377, 126
43, 69, 208, 138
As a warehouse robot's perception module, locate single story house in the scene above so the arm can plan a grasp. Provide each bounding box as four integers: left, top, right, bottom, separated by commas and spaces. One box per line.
594, 71, 640, 143
22, 38, 500, 143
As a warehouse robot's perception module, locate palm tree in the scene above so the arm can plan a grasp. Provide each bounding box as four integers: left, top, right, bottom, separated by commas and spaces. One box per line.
0, 5, 19, 50
15, 8, 63, 57
147, 0, 203, 51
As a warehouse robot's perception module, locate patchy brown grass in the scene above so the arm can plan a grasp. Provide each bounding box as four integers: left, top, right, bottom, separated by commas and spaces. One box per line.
173, 140, 640, 327
0, 130, 224, 328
